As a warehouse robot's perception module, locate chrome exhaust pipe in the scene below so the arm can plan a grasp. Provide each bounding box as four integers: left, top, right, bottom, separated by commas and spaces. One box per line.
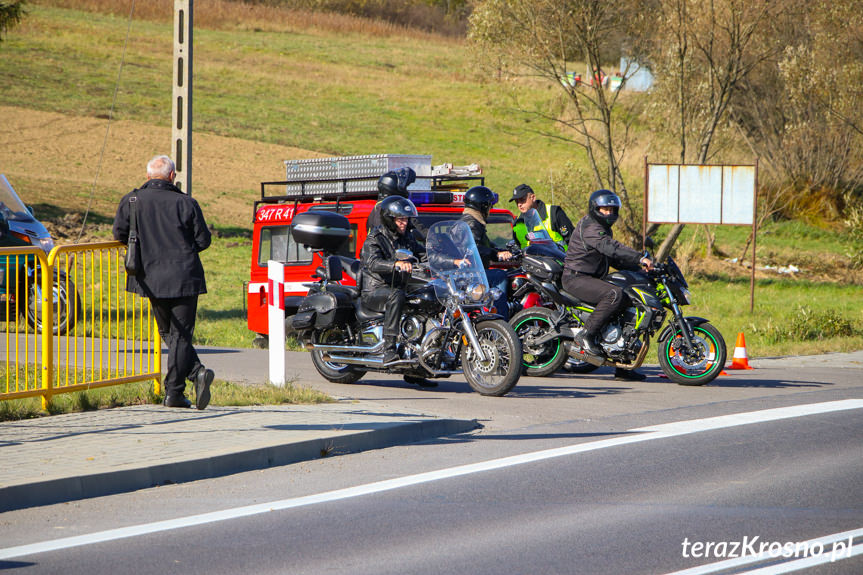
312, 342, 385, 354
322, 353, 385, 367
564, 342, 606, 367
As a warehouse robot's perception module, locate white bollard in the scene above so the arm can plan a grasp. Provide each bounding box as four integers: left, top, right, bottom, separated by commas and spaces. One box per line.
267, 260, 286, 387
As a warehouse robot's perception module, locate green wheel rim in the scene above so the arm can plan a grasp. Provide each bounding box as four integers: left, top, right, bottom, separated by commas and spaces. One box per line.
514, 315, 560, 369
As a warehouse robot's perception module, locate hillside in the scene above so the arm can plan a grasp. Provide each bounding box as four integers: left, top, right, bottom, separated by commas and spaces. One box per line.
1, 2, 861, 354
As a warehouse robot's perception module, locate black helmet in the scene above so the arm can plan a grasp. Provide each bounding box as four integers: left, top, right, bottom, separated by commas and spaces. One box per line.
588, 189, 621, 227
379, 196, 418, 233
464, 185, 497, 220
377, 171, 407, 199
395, 167, 416, 191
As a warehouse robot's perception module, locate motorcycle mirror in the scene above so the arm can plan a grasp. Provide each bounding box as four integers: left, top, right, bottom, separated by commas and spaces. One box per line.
0, 212, 8, 237
395, 249, 414, 261
643, 235, 656, 249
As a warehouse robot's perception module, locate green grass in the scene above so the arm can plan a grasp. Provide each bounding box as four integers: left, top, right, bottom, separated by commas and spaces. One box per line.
2, 3, 861, 362
0, 379, 333, 421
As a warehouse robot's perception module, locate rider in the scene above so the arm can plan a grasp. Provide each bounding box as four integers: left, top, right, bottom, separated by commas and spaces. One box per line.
460, 185, 513, 320
562, 189, 654, 382
510, 183, 574, 249
367, 167, 427, 240
360, 196, 426, 367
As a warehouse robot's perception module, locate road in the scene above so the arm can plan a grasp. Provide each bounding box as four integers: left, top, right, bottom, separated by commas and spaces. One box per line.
1, 353, 861, 574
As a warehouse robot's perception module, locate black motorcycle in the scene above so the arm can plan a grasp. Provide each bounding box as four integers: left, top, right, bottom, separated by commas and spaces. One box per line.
290, 212, 522, 396
509, 210, 726, 385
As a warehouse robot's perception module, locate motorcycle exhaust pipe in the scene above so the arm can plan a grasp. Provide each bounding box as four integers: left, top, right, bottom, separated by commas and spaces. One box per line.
321, 353, 385, 367
312, 342, 385, 354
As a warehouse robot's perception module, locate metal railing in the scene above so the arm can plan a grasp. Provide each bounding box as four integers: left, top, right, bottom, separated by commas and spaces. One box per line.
0, 241, 161, 409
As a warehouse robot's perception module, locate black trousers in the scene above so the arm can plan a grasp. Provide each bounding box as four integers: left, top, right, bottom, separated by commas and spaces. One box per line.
562, 271, 626, 337
151, 295, 203, 399
362, 287, 405, 341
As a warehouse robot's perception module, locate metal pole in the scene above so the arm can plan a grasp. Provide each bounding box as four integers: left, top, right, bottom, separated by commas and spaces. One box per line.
172, 0, 193, 195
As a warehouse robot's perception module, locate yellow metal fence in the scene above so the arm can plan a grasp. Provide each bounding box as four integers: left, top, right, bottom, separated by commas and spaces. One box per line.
0, 241, 161, 408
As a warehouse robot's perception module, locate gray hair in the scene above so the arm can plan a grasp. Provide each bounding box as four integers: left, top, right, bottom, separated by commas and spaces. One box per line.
147, 155, 175, 180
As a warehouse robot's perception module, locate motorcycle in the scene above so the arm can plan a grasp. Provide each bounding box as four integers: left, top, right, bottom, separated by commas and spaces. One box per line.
509, 209, 726, 385
0, 174, 79, 335
291, 212, 523, 396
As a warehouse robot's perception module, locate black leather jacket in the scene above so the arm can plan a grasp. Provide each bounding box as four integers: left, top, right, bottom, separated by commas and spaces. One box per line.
460, 212, 503, 269
563, 214, 642, 278
360, 225, 426, 293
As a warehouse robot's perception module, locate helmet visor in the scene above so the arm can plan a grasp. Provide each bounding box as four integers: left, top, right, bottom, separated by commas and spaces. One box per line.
594, 194, 622, 208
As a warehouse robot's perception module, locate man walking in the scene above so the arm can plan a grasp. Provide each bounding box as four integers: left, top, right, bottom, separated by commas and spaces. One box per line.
113, 155, 214, 409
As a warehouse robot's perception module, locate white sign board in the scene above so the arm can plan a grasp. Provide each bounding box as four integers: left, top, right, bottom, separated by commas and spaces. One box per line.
647, 164, 755, 225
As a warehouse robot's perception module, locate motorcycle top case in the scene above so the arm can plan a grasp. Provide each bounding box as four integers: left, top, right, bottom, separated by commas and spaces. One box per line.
290, 210, 351, 252
297, 290, 353, 329
522, 254, 563, 280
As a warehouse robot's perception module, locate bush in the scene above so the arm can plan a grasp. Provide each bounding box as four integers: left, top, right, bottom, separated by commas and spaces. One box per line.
750, 305, 859, 344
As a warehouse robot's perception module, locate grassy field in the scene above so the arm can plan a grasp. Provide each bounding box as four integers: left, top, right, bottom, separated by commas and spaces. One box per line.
1, 3, 861, 361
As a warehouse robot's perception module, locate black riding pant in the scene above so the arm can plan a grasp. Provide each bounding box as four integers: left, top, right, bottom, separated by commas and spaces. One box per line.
362, 287, 405, 342
151, 295, 203, 399
562, 271, 626, 337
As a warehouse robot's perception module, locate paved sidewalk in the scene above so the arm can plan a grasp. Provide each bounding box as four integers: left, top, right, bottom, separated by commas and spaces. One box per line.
0, 401, 477, 512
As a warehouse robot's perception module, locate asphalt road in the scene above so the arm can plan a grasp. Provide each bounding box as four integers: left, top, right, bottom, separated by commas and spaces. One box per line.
1, 353, 861, 574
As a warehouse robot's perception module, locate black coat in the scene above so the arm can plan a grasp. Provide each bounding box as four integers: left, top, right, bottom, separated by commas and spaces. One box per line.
112, 178, 211, 298
563, 214, 642, 278
460, 212, 502, 269
360, 225, 425, 293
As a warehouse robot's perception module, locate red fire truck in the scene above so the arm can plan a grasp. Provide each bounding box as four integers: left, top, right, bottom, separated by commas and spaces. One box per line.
246, 155, 516, 346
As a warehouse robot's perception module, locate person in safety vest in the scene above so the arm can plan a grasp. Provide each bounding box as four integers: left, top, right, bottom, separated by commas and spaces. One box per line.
367, 167, 427, 240
510, 183, 573, 249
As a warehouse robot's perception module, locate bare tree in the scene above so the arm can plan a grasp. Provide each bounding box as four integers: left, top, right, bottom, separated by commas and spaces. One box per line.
469, 0, 650, 240
0, 0, 26, 42
645, 0, 794, 261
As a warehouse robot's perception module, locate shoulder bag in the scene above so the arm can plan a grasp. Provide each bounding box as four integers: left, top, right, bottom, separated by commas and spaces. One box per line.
124, 192, 140, 276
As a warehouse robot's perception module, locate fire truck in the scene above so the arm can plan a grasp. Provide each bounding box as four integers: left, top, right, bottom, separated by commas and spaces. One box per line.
246, 154, 516, 346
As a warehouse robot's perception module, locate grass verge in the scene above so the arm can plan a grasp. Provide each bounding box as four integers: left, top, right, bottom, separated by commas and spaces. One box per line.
0, 379, 334, 421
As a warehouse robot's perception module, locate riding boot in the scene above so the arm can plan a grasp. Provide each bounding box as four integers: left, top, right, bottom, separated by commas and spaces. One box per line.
573, 329, 603, 356
382, 337, 399, 364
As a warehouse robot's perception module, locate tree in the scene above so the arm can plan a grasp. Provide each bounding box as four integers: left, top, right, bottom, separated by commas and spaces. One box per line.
645, 0, 795, 261
0, 0, 26, 43
469, 0, 651, 241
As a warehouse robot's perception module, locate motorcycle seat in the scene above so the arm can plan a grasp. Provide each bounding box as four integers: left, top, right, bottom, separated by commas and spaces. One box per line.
560, 287, 589, 307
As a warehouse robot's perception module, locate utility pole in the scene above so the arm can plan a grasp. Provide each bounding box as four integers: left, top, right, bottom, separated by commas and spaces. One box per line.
172, 0, 193, 194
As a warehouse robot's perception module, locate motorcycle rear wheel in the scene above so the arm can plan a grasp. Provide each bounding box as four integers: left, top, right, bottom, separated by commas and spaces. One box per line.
510, 307, 568, 377
461, 319, 521, 396
658, 322, 726, 386
310, 328, 366, 384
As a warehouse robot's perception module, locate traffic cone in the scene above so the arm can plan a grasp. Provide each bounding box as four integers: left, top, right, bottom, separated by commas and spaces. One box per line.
727, 332, 753, 370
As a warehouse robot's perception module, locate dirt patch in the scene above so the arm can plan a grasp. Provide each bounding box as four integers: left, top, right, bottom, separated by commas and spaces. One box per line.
0, 105, 325, 236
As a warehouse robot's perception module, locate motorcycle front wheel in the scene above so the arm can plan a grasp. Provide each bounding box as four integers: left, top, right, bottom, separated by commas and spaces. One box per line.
461, 319, 521, 396
658, 322, 727, 386
310, 328, 366, 384
26, 272, 80, 336
510, 307, 568, 377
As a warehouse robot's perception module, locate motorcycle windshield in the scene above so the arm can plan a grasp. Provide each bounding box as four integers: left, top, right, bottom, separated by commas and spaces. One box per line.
523, 208, 552, 243
425, 220, 489, 302
0, 175, 40, 224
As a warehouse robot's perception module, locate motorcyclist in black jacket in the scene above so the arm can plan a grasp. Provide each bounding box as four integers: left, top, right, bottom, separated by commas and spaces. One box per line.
361, 196, 426, 366
562, 189, 653, 381
459, 185, 513, 319
367, 168, 427, 241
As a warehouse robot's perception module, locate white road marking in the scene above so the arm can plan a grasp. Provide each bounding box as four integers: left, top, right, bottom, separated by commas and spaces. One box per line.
663, 528, 863, 574
1, 399, 861, 560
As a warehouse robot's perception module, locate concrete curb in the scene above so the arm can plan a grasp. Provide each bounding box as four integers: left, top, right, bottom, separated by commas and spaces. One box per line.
0, 417, 479, 512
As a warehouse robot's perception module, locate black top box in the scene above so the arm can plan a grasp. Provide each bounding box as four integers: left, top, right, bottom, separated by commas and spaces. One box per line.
291, 210, 351, 252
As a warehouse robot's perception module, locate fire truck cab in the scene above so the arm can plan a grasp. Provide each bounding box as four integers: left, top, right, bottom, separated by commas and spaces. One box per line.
246, 155, 516, 344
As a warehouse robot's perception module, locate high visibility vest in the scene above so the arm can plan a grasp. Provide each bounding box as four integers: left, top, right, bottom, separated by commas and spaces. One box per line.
513, 205, 565, 249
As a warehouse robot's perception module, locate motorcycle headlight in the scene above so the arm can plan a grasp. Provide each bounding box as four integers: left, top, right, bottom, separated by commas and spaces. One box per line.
38, 237, 55, 254
467, 283, 487, 302
679, 287, 692, 305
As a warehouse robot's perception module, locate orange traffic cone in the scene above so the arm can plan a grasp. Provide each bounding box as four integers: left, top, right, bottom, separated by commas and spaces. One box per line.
727, 332, 753, 370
